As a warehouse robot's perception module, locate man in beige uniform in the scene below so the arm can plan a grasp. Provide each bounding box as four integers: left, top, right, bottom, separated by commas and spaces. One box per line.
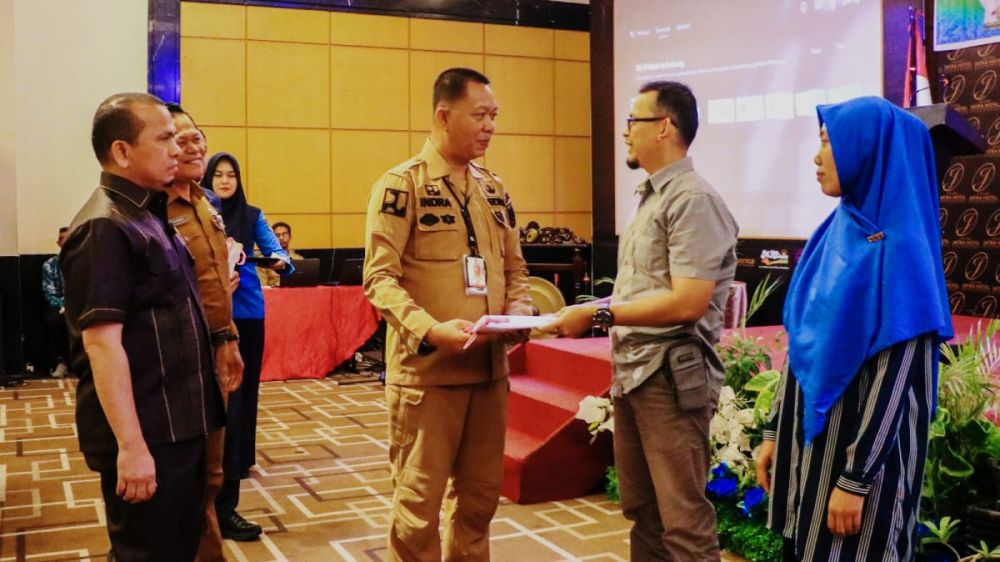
364, 68, 532, 561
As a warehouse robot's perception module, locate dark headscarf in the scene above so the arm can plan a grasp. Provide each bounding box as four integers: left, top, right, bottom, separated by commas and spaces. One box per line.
783, 96, 953, 442
202, 152, 260, 251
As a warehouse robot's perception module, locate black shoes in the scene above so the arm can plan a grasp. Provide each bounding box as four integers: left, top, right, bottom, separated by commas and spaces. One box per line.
219, 512, 262, 541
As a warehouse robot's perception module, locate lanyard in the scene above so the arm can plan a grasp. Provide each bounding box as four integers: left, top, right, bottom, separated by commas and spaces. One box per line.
442, 177, 480, 256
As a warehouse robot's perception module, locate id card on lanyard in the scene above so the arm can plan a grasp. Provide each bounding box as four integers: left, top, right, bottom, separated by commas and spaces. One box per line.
464, 255, 487, 295
443, 178, 488, 296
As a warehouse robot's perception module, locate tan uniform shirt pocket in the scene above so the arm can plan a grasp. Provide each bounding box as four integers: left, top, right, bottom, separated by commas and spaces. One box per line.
414, 216, 463, 261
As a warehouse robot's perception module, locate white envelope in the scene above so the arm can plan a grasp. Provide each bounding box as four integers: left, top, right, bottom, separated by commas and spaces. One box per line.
466, 315, 557, 333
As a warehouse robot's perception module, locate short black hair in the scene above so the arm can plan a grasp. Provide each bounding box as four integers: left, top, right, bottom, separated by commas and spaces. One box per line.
432, 68, 490, 110
638, 81, 698, 147
166, 102, 200, 128
272, 221, 291, 234
58, 227, 69, 234
91, 92, 166, 164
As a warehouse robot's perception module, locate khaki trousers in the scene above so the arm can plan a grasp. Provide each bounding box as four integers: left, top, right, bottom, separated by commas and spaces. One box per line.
386, 378, 508, 562
613, 372, 720, 561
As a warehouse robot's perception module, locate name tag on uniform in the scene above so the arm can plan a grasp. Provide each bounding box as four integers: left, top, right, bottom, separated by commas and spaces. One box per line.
463, 255, 488, 296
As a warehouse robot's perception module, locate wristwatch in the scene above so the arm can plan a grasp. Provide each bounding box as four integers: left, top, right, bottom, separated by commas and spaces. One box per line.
417, 339, 437, 356
211, 329, 240, 347
592, 305, 615, 330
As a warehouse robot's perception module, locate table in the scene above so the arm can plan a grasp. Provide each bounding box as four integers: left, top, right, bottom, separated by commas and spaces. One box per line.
261, 286, 380, 382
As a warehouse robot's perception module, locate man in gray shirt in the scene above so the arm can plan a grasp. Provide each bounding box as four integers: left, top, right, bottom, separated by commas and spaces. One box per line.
549, 81, 737, 560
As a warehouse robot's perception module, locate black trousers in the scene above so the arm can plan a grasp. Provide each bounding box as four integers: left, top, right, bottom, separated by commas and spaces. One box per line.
783, 538, 798, 561
217, 318, 264, 518
42, 306, 68, 370
85, 437, 207, 562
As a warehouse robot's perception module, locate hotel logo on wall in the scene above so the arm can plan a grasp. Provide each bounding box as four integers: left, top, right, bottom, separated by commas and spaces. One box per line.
938, 40, 1000, 318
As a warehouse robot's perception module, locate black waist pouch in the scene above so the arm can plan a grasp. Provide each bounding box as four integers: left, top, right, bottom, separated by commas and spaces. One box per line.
665, 337, 710, 411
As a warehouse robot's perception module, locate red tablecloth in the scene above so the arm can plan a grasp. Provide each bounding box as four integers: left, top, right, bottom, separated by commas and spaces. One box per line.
261, 286, 380, 381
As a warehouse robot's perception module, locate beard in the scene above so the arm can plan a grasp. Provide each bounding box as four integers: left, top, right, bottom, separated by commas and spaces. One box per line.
626, 157, 640, 170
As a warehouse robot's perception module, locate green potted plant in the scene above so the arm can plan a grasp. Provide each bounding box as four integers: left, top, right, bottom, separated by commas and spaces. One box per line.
921, 517, 963, 562
961, 540, 1000, 561
922, 321, 1000, 527
717, 275, 784, 392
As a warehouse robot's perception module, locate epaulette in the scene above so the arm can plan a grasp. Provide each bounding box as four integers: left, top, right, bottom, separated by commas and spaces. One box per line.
385, 155, 426, 178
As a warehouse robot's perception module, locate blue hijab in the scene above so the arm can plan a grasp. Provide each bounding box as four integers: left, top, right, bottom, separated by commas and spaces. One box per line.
784, 96, 953, 442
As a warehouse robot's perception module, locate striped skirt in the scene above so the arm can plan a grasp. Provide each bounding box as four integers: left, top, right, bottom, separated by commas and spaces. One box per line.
765, 334, 937, 561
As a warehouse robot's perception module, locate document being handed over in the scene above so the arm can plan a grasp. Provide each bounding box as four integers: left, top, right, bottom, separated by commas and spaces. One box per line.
466, 315, 558, 333
461, 315, 556, 350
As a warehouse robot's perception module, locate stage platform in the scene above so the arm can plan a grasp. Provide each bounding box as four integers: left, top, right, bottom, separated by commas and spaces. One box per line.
504, 314, 999, 503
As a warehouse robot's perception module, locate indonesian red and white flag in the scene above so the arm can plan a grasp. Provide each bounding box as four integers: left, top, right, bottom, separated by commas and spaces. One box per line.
904, 8, 932, 108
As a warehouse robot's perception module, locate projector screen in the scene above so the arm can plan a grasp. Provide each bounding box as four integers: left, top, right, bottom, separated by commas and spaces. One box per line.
613, 0, 883, 236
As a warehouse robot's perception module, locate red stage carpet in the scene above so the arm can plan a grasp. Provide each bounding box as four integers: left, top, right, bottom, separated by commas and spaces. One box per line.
504, 338, 615, 504
504, 314, 998, 504
261, 286, 380, 381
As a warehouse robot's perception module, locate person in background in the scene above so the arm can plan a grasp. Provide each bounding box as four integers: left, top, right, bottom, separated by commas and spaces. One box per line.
202, 152, 291, 542
62, 92, 225, 561
363, 67, 532, 560
42, 226, 70, 378
257, 221, 302, 287
165, 103, 245, 560
755, 97, 953, 561
272, 222, 302, 260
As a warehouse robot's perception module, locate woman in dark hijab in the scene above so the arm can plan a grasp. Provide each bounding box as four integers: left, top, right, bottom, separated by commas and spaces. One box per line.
756, 97, 953, 561
202, 152, 292, 541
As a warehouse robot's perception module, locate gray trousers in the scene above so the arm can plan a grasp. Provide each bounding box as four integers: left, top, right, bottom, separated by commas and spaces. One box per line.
613, 372, 720, 561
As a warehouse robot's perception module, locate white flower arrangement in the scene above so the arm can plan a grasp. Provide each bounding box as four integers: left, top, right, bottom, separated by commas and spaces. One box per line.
576, 395, 614, 442
709, 385, 757, 480
574, 376, 777, 486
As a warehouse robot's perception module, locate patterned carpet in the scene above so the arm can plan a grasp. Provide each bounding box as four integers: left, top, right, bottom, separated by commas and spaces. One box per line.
0, 378, 743, 561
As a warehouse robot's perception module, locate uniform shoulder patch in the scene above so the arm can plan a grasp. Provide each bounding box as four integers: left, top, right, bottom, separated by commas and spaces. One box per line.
504, 192, 516, 227
211, 211, 226, 231
381, 188, 408, 217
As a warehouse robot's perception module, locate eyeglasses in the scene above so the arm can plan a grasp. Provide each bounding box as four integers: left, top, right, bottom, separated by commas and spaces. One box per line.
625, 115, 669, 132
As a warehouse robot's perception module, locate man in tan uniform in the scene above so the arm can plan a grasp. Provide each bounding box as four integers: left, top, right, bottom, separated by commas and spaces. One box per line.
364, 68, 533, 561
165, 104, 249, 558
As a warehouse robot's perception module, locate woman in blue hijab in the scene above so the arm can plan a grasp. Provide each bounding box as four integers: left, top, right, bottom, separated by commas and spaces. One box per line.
755, 97, 953, 561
